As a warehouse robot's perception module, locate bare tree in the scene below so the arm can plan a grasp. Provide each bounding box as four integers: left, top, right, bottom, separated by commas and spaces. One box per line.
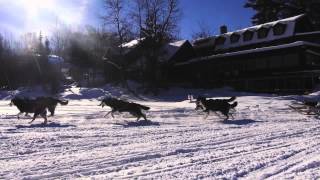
102, 0, 132, 55
102, 0, 140, 94
132, 0, 180, 43
101, 0, 181, 93
131, 0, 181, 92
191, 21, 214, 40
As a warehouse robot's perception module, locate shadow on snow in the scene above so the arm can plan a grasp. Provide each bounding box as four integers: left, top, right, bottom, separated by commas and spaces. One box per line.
221, 119, 260, 125
112, 120, 160, 128
15, 122, 76, 129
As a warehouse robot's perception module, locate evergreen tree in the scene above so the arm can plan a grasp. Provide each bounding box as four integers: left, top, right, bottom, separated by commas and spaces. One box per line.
38, 31, 45, 54
45, 38, 51, 56
282, 0, 320, 29
244, 0, 282, 25
244, 0, 320, 29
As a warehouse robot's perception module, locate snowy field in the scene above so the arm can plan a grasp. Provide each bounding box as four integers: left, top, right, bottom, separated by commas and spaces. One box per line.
1, 86, 320, 179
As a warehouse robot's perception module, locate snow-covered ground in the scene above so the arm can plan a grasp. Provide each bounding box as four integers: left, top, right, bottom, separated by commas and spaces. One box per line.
1, 86, 320, 179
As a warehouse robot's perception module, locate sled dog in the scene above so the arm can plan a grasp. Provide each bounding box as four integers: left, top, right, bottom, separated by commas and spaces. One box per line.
195, 96, 237, 120
10, 96, 68, 124
99, 97, 150, 121
10, 97, 48, 124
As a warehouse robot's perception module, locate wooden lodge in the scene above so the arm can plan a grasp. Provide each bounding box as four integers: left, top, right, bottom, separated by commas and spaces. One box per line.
170, 14, 320, 94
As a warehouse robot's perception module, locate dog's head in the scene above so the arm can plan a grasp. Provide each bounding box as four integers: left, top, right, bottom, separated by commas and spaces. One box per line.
99, 97, 114, 108
195, 96, 206, 110
10, 97, 21, 106
9, 100, 14, 106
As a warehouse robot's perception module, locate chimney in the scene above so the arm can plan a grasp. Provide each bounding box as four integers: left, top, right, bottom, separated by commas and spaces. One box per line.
220, 25, 228, 34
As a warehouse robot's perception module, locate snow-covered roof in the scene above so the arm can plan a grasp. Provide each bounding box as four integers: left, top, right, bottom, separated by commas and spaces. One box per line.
120, 38, 145, 49
193, 14, 306, 51
119, 38, 146, 55
160, 40, 188, 62
176, 41, 320, 66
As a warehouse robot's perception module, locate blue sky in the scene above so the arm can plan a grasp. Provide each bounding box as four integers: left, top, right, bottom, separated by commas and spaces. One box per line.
0, 0, 254, 39
179, 0, 254, 38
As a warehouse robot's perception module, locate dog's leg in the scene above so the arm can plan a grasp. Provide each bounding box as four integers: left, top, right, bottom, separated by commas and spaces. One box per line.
104, 111, 112, 118
110, 110, 115, 118
49, 106, 55, 116
29, 113, 38, 124
230, 113, 235, 120
204, 110, 210, 119
17, 112, 23, 119
40, 112, 47, 125
224, 113, 229, 121
141, 113, 147, 121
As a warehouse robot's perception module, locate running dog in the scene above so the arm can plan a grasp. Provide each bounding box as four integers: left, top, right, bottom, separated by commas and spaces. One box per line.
195, 96, 236, 111
99, 97, 150, 121
10, 96, 68, 124
10, 97, 48, 124
195, 96, 238, 120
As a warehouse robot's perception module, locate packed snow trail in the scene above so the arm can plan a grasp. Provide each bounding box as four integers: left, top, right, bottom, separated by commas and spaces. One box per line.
1, 89, 320, 179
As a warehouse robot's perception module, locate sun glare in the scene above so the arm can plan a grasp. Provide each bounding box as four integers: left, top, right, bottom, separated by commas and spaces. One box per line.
0, 0, 88, 35
20, 0, 56, 18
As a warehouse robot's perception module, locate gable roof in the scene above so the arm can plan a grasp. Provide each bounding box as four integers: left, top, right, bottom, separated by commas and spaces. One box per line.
159, 40, 189, 62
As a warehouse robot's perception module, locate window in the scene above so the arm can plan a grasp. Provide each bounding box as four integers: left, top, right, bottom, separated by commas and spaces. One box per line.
257, 27, 270, 39
215, 36, 226, 45
268, 55, 282, 68
283, 53, 299, 67
243, 30, 254, 41
247, 59, 256, 71
306, 53, 320, 66
230, 33, 240, 43
273, 23, 287, 36
256, 58, 268, 69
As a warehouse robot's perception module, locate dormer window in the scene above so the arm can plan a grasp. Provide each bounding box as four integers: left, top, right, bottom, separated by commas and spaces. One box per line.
230, 33, 240, 43
257, 26, 270, 39
243, 30, 254, 41
273, 23, 287, 36
215, 36, 226, 45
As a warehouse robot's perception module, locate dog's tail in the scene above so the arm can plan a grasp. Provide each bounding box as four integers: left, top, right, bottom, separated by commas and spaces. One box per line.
230, 101, 238, 108
57, 99, 69, 105
227, 96, 236, 102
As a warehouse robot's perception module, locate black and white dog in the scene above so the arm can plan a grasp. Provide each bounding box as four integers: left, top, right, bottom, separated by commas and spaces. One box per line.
195, 96, 237, 120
